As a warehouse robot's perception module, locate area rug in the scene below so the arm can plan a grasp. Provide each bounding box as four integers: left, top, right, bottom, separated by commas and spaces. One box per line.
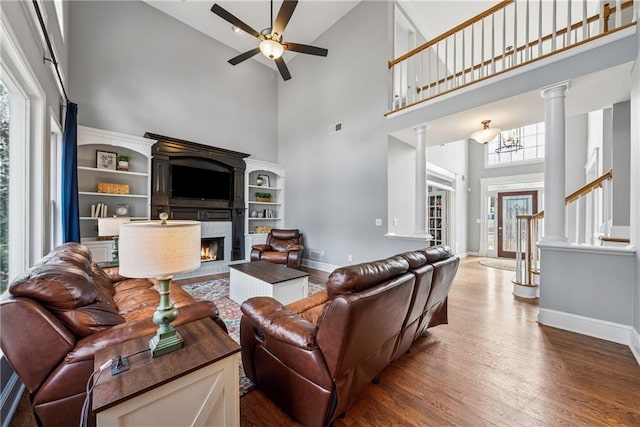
477, 258, 517, 271
181, 278, 325, 396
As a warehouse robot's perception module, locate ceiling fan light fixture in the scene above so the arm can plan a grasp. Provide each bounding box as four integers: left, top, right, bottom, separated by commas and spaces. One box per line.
259, 39, 284, 59
470, 120, 502, 144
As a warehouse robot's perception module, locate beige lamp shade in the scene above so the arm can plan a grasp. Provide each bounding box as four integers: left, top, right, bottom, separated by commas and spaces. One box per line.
118, 220, 201, 278
97, 217, 131, 237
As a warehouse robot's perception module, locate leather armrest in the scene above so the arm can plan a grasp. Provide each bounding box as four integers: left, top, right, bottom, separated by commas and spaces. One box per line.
241, 297, 317, 350
251, 244, 272, 252
288, 245, 303, 251
66, 301, 222, 363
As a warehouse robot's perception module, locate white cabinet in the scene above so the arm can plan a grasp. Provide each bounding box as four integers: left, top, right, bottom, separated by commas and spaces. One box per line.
77, 126, 156, 259
244, 159, 285, 260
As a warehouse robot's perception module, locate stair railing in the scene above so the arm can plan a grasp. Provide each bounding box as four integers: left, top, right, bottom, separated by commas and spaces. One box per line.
514, 169, 616, 288
387, 0, 636, 115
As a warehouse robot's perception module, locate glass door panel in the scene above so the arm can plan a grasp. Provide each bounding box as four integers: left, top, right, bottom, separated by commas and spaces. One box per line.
497, 191, 538, 258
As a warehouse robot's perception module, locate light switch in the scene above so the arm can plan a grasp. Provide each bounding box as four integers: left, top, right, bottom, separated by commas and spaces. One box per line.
375, 218, 382, 226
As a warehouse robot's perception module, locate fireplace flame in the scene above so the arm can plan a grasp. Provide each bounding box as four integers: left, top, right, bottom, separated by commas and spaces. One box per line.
201, 246, 217, 262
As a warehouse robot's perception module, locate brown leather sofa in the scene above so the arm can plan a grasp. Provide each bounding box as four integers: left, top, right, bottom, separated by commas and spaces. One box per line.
240, 246, 459, 426
0, 242, 226, 427
250, 228, 304, 269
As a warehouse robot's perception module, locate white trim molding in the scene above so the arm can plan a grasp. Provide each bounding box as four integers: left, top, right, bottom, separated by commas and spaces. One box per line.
539, 308, 639, 365
631, 328, 640, 366
302, 259, 339, 273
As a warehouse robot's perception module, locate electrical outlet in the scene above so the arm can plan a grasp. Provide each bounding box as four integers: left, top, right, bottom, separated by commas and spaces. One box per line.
375, 218, 382, 226
393, 218, 399, 226
348, 254, 352, 262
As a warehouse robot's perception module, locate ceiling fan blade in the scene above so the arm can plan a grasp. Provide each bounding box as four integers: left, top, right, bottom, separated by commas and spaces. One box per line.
228, 47, 261, 66
211, 4, 263, 40
275, 57, 292, 81
283, 42, 328, 57
272, 0, 298, 39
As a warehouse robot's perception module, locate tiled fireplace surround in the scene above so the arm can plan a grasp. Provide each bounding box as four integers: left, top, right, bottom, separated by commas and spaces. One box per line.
177, 221, 233, 279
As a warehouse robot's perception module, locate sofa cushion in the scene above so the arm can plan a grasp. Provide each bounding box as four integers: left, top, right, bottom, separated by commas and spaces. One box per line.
326, 256, 409, 298
421, 245, 453, 263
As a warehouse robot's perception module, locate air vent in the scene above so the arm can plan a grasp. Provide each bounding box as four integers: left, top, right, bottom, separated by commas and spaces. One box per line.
329, 122, 343, 134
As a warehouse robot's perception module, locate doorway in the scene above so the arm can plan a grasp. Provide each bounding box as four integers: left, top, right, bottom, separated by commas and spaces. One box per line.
497, 190, 538, 258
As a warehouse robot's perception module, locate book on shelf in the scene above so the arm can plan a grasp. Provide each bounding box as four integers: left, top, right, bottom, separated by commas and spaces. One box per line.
90, 203, 108, 218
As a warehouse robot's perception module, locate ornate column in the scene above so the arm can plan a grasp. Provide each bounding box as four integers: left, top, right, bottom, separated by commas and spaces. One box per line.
540, 81, 570, 243
415, 125, 428, 236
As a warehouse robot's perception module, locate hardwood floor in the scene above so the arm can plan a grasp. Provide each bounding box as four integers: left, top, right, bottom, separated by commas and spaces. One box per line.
9, 259, 640, 426
240, 257, 640, 426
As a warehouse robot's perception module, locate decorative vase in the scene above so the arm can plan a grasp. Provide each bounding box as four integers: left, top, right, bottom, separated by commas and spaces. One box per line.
256, 176, 264, 186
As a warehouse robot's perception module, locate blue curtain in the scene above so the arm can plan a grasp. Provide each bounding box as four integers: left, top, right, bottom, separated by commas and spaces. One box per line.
61, 102, 80, 243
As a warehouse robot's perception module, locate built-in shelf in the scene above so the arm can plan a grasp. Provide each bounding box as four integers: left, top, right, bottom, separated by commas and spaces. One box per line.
244, 159, 285, 260
78, 126, 156, 262
78, 166, 149, 177
78, 191, 148, 198
80, 216, 148, 221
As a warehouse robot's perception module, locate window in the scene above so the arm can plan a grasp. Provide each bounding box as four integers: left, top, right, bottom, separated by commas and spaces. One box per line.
0, 80, 8, 292
486, 122, 545, 166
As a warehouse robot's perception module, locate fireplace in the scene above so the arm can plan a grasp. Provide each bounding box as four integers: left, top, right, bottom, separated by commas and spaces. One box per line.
201, 237, 224, 262
146, 133, 249, 261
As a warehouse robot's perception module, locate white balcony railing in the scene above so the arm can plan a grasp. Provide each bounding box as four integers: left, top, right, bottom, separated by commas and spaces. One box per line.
387, 0, 637, 115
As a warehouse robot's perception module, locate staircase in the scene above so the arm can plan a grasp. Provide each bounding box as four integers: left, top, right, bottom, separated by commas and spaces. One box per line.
512, 169, 631, 298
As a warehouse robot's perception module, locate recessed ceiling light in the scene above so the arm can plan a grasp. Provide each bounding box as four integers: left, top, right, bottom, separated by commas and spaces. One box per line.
231, 25, 241, 33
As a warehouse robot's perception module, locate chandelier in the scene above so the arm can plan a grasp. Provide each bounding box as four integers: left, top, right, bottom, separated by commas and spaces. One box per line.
495, 127, 523, 154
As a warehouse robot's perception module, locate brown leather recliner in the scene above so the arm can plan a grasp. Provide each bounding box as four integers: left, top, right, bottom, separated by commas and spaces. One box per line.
250, 229, 304, 269
0, 242, 227, 427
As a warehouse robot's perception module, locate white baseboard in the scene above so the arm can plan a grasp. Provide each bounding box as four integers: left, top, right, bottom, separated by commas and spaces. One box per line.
302, 259, 338, 273
631, 327, 640, 365
538, 308, 637, 353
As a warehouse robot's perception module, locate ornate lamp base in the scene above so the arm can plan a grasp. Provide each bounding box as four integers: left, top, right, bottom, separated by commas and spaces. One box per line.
150, 276, 183, 357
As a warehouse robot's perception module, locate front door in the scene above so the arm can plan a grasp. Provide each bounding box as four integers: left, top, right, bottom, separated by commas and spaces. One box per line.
497, 191, 538, 258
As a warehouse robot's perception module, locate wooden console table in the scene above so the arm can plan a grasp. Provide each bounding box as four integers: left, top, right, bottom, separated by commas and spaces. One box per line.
92, 318, 240, 426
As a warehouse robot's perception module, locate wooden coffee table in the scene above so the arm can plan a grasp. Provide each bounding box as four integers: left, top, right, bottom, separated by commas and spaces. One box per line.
229, 261, 309, 305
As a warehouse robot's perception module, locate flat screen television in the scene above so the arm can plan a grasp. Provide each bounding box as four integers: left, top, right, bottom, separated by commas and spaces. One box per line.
170, 164, 232, 201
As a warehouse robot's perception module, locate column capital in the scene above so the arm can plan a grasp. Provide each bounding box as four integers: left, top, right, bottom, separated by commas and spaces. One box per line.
413, 123, 430, 134
540, 80, 571, 99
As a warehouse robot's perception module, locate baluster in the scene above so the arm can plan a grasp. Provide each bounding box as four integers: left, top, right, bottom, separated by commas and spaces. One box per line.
615, 0, 622, 28
513, 0, 518, 66
566, 0, 572, 46
552, 0, 557, 51
603, 178, 612, 236
491, 13, 496, 74
526, 217, 532, 285
445, 37, 449, 91
599, 0, 605, 34
538, 0, 543, 56
481, 18, 485, 78
471, 22, 475, 81
453, 32, 457, 88
515, 217, 522, 284
436, 42, 440, 95
462, 28, 466, 84
525, 0, 530, 62
502, 7, 507, 70
583, 0, 588, 40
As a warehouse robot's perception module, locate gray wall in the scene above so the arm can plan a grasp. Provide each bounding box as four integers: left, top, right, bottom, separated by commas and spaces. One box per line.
277, 1, 424, 266
68, 1, 278, 160
612, 101, 631, 226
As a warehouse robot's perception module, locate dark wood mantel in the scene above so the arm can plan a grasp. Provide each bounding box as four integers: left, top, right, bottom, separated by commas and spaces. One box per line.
145, 132, 249, 261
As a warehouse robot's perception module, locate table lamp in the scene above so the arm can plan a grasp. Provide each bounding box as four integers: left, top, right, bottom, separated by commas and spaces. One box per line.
118, 213, 201, 357
97, 217, 131, 263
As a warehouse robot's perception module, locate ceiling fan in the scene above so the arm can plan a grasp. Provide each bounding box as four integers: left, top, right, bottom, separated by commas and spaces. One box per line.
211, 0, 328, 81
